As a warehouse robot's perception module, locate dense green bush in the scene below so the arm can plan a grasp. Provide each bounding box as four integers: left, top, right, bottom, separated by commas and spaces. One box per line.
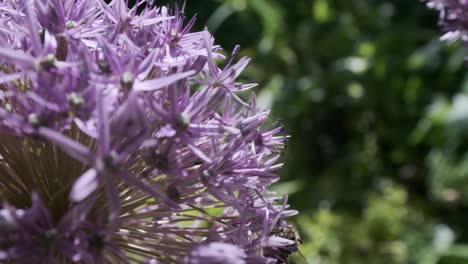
160, 0, 468, 263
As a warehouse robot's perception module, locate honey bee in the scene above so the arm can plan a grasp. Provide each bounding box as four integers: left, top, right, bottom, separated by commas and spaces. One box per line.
267, 224, 309, 264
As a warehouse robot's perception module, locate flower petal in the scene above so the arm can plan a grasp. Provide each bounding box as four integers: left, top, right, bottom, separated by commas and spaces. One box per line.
69, 169, 99, 202
38, 127, 93, 164
134, 70, 197, 91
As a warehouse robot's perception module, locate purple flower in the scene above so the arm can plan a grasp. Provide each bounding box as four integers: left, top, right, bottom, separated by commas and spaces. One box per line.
0, 192, 109, 263
0, 0, 298, 262
425, 0, 468, 42
186, 242, 247, 264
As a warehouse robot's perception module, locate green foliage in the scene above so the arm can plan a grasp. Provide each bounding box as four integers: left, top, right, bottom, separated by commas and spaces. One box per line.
158, 0, 468, 262
296, 183, 432, 264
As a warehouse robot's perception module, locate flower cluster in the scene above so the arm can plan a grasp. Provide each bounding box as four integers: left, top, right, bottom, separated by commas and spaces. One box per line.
0, 0, 297, 263
425, 0, 468, 42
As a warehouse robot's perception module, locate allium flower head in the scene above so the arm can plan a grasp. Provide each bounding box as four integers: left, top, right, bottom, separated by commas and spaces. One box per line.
0, 0, 297, 263
425, 0, 468, 42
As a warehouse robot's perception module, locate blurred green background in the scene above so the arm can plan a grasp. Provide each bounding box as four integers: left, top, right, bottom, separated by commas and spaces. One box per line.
155, 0, 468, 263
